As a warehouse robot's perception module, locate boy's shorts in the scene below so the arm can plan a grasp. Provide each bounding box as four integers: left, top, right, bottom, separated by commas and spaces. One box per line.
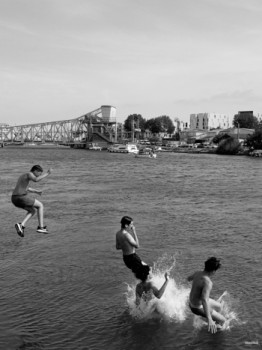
11, 195, 36, 214
123, 253, 147, 273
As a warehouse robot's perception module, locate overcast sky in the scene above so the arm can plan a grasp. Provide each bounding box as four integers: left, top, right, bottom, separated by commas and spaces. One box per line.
1, 0, 262, 125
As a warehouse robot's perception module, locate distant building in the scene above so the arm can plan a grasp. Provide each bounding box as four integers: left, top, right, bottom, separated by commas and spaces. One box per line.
254, 113, 262, 123
238, 111, 262, 123
179, 129, 222, 144
180, 121, 189, 131
190, 113, 232, 130
179, 129, 207, 144
237, 111, 253, 119
173, 119, 189, 132
218, 127, 255, 142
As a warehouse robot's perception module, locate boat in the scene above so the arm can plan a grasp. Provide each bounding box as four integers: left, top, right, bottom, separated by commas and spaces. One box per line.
108, 143, 139, 154
88, 143, 102, 151
135, 147, 157, 158
249, 149, 262, 157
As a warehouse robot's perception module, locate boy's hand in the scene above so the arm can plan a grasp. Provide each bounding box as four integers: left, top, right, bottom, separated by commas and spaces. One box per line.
47, 168, 53, 174
164, 272, 170, 281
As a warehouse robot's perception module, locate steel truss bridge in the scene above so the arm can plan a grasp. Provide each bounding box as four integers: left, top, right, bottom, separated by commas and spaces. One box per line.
0, 105, 120, 146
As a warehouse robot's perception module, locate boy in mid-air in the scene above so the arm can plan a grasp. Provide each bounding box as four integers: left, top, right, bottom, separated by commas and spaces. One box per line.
11, 165, 52, 236
116, 216, 149, 273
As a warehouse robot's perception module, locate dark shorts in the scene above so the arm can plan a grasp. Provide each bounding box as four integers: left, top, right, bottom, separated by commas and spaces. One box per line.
123, 253, 146, 273
11, 194, 36, 214
189, 304, 206, 318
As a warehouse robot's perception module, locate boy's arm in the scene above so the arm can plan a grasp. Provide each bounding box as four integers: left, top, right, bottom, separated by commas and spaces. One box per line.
28, 188, 42, 195
202, 278, 217, 334
129, 225, 139, 248
150, 273, 169, 299
125, 232, 139, 248
116, 235, 121, 250
28, 168, 52, 182
135, 285, 141, 305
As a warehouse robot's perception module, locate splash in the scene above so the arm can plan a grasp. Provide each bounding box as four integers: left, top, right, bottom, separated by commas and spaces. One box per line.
125, 254, 240, 331
125, 254, 190, 322
192, 291, 240, 331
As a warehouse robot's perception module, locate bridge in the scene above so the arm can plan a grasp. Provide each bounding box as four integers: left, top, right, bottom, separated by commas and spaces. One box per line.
0, 105, 123, 148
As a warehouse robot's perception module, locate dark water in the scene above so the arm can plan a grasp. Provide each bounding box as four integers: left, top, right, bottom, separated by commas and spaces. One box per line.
0, 148, 261, 350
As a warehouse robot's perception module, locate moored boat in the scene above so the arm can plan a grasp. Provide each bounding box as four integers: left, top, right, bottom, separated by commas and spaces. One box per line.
135, 147, 157, 158
108, 143, 139, 154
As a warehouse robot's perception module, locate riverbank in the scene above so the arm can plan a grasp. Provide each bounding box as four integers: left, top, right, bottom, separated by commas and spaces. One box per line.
1, 143, 70, 149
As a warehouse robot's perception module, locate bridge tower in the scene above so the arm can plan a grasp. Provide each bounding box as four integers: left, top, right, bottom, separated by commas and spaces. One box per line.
0, 105, 118, 147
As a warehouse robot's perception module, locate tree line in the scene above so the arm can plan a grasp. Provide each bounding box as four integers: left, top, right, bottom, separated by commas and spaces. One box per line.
124, 114, 175, 134
213, 113, 262, 153
233, 113, 262, 150
123, 113, 262, 151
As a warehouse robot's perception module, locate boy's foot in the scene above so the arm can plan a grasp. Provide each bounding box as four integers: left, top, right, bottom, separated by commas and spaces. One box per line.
15, 223, 24, 238
37, 226, 48, 233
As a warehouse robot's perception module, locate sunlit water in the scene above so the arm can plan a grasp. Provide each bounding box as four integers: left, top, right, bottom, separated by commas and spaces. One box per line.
0, 148, 261, 350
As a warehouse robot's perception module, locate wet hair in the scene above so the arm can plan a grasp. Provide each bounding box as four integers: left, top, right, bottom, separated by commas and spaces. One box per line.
120, 216, 133, 228
30, 165, 43, 173
134, 265, 150, 282
204, 257, 221, 272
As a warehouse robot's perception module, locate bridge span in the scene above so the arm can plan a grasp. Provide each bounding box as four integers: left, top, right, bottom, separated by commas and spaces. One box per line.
0, 105, 120, 147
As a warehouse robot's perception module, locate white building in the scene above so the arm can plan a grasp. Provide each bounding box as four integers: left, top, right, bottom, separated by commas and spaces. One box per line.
173, 119, 189, 132
254, 113, 262, 123
190, 113, 233, 130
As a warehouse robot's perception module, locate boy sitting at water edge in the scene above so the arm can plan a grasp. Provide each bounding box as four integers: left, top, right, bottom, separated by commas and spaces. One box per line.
11, 165, 52, 236
116, 216, 149, 273
135, 265, 170, 305
187, 257, 226, 334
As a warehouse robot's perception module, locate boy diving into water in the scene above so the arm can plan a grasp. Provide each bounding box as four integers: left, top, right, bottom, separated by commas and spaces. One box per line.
11, 165, 52, 237
135, 265, 169, 305
187, 257, 226, 334
116, 216, 149, 273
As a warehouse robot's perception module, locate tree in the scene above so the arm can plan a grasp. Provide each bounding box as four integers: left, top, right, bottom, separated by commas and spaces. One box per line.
145, 115, 174, 134
157, 115, 175, 134
145, 118, 162, 134
124, 114, 146, 132
216, 137, 241, 155
245, 129, 262, 150
172, 132, 180, 141
233, 113, 258, 129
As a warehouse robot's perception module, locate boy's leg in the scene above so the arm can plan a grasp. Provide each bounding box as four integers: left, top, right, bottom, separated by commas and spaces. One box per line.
34, 199, 44, 227
209, 298, 226, 325
209, 298, 222, 313
21, 211, 34, 227
211, 310, 226, 325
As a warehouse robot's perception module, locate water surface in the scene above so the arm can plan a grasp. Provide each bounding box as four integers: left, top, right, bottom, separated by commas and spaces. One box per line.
0, 148, 261, 350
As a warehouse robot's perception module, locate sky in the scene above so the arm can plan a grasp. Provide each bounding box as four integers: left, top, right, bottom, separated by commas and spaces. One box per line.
1, 0, 262, 126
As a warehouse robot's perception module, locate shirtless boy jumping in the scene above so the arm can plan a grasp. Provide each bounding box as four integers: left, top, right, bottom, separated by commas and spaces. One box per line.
187, 257, 226, 334
11, 165, 52, 237
116, 216, 149, 273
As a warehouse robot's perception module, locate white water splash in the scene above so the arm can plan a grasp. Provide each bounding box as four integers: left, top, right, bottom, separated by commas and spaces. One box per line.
125, 254, 190, 322
192, 291, 240, 331
125, 254, 240, 331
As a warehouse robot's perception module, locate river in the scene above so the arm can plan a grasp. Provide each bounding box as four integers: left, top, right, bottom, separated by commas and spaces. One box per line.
0, 148, 261, 350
